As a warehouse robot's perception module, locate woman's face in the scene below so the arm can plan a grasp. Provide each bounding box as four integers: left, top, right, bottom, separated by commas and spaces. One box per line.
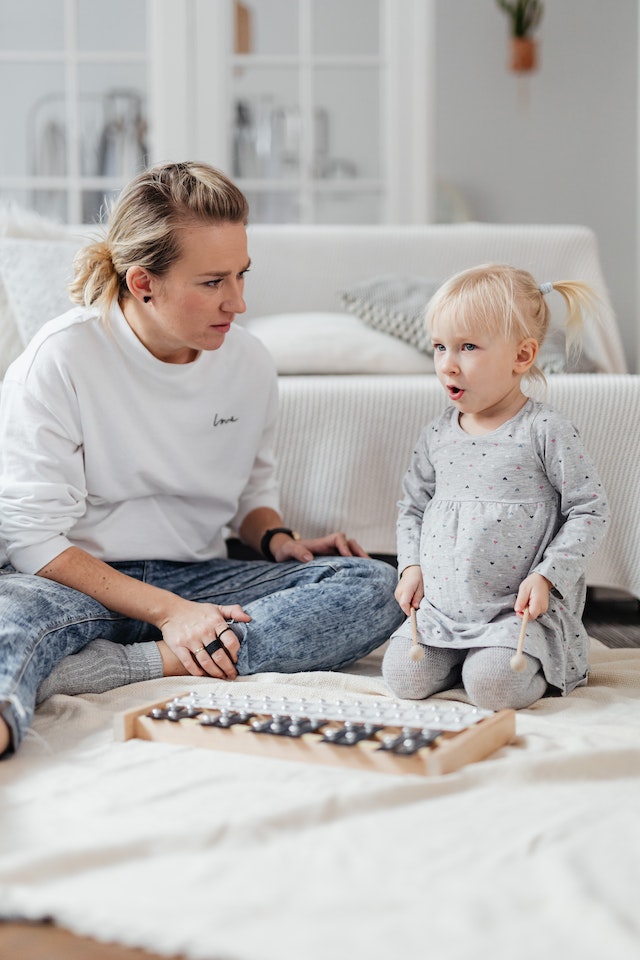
129, 221, 250, 363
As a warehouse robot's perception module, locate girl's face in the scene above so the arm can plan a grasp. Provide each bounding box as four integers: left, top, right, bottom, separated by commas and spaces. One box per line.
126, 221, 250, 363
431, 316, 533, 431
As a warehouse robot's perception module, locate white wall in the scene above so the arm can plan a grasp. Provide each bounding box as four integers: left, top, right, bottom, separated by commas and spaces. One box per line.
435, 0, 638, 371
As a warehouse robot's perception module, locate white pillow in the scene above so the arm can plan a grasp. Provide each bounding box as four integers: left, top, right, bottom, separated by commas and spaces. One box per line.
0, 204, 77, 373
243, 312, 435, 375
0, 237, 82, 347
0, 278, 24, 378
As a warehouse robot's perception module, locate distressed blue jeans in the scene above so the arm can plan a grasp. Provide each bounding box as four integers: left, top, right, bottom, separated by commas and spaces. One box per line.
0, 555, 402, 752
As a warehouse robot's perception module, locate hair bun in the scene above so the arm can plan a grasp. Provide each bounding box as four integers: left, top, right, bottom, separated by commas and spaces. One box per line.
88, 239, 113, 266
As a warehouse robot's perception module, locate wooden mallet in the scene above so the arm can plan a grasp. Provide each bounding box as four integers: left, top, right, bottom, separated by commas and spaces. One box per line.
509, 608, 530, 672
409, 606, 424, 661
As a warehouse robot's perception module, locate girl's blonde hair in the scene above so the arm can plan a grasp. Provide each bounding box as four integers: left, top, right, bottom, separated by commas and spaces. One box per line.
426, 263, 600, 386
69, 161, 249, 318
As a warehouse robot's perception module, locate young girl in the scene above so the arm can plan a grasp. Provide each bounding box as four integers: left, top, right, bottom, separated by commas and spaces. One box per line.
382, 263, 609, 710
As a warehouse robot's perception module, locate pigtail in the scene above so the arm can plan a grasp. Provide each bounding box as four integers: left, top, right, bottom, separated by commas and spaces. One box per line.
541, 280, 603, 370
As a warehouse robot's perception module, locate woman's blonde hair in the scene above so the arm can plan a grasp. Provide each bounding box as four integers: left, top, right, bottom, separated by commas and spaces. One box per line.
426, 263, 600, 386
69, 161, 249, 318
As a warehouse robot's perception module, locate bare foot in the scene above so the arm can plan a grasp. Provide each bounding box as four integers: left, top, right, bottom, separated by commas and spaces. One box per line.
0, 717, 11, 756
157, 640, 190, 677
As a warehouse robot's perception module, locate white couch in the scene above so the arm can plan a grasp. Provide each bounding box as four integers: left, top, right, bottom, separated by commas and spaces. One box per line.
0, 218, 638, 598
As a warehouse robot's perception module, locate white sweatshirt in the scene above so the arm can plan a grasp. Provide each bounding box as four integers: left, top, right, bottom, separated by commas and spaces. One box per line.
0, 303, 280, 573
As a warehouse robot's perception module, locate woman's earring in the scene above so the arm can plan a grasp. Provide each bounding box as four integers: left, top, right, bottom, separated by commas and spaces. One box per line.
143, 296, 151, 303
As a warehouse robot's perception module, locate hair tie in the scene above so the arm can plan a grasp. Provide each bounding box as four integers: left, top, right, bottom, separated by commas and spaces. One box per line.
539, 282, 554, 295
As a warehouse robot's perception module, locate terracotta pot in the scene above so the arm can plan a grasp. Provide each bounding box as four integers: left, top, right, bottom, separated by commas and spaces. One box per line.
509, 37, 537, 73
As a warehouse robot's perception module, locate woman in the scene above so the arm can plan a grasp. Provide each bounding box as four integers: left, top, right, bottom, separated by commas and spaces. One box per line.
0, 161, 402, 757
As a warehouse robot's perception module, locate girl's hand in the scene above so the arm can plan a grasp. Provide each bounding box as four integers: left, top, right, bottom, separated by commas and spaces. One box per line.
515, 573, 552, 620
271, 531, 369, 563
158, 599, 251, 679
395, 565, 424, 616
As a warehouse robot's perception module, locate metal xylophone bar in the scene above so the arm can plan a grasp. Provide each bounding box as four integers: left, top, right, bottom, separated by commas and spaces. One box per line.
165, 690, 493, 732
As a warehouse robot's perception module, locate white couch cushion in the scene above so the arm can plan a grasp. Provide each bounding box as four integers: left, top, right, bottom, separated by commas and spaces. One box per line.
0, 204, 77, 376
0, 276, 23, 379
0, 238, 81, 347
243, 312, 435, 375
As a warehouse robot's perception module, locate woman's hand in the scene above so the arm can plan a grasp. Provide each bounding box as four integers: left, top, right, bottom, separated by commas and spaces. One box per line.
240, 509, 368, 564
36, 546, 249, 680
395, 564, 424, 617
157, 598, 251, 679
515, 573, 552, 620
270, 531, 369, 563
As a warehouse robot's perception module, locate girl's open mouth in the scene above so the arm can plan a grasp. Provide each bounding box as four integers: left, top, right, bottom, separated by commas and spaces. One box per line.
447, 385, 465, 401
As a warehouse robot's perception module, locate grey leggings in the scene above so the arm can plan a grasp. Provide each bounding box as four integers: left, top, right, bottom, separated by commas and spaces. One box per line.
382, 635, 547, 710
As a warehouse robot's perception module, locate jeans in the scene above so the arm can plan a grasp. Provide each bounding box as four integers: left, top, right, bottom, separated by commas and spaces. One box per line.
0, 556, 402, 751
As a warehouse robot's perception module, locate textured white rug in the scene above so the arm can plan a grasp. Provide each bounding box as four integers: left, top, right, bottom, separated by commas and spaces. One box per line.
1, 639, 640, 960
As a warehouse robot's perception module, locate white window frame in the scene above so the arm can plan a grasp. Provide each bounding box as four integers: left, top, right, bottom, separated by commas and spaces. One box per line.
0, 0, 149, 223
148, 0, 436, 224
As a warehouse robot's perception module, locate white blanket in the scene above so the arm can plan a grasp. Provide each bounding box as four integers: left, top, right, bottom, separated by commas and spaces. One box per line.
1, 639, 640, 960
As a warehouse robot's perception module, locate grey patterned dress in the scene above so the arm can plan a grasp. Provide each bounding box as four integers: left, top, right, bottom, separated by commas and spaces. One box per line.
396, 400, 609, 693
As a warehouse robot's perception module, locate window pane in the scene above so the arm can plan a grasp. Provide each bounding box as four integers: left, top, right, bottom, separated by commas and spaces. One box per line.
312, 0, 380, 56
77, 0, 147, 53
0, 0, 65, 51
232, 67, 300, 179
0, 188, 68, 223
314, 66, 380, 179
33, 188, 68, 222
315, 191, 381, 225
82, 188, 119, 225
239, 0, 298, 56
78, 63, 149, 178
244, 190, 300, 224
0, 62, 66, 176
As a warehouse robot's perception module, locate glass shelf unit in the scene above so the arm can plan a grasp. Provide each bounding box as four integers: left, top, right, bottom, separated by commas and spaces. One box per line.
227, 0, 384, 223
0, 0, 149, 224
149, 0, 435, 225
0, 0, 434, 226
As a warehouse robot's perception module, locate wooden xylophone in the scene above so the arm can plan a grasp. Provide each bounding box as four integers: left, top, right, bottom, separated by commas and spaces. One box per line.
116, 691, 516, 777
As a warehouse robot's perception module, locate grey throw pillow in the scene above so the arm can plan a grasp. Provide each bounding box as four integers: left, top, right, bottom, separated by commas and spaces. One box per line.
339, 275, 441, 355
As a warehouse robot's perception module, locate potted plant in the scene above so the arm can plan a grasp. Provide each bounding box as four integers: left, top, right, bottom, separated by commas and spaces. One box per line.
496, 0, 544, 73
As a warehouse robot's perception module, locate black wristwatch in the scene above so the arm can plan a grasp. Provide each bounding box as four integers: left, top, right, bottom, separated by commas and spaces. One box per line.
260, 527, 300, 561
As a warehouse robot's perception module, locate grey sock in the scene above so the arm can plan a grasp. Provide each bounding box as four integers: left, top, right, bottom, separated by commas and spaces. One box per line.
36, 639, 164, 704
